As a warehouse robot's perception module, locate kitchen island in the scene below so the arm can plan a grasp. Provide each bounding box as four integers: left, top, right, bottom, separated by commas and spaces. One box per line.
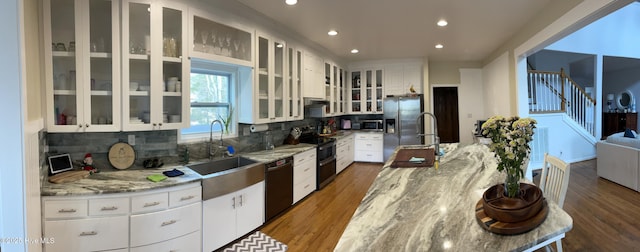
334, 144, 573, 251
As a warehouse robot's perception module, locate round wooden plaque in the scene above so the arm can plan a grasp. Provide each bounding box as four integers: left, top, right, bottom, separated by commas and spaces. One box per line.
108, 142, 136, 169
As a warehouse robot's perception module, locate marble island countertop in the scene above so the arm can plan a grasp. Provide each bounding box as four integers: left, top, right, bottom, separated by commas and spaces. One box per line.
41, 143, 317, 196
334, 144, 573, 252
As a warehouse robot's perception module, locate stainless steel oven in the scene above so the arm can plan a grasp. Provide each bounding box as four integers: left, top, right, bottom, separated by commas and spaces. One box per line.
299, 129, 337, 190
316, 140, 336, 190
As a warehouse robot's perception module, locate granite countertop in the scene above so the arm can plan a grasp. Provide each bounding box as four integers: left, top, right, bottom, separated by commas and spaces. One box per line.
40, 165, 202, 196
240, 143, 316, 163
334, 144, 573, 251
41, 143, 317, 197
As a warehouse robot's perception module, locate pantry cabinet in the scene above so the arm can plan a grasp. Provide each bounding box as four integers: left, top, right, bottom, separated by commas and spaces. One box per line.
350, 69, 384, 114
44, 0, 121, 132
238, 32, 287, 124
121, 0, 190, 131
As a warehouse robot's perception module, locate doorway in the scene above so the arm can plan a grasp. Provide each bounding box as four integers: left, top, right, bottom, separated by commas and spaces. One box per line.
433, 86, 460, 143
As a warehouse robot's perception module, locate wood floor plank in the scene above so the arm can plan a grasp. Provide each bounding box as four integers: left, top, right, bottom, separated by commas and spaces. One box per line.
261, 159, 640, 252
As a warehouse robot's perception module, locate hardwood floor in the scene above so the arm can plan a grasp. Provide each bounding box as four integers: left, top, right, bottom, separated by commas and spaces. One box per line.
260, 160, 640, 252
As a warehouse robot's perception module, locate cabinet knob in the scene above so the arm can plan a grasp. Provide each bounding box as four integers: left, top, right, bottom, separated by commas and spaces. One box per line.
79, 231, 97, 236
78, 124, 83, 128
85, 124, 90, 128
153, 123, 157, 126
158, 123, 163, 126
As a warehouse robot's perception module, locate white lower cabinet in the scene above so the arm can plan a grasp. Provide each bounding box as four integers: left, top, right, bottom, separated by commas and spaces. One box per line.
44, 215, 129, 252
130, 231, 201, 252
293, 148, 317, 203
42, 182, 201, 252
354, 133, 384, 162
203, 181, 265, 251
130, 202, 201, 247
336, 134, 355, 173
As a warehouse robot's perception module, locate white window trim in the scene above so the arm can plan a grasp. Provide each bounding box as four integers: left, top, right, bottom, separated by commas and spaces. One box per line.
179, 59, 241, 144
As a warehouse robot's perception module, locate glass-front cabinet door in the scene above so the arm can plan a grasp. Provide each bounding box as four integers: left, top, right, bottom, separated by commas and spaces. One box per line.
44, 0, 120, 132
251, 33, 286, 124
349, 68, 383, 114
122, 1, 188, 131
287, 46, 303, 120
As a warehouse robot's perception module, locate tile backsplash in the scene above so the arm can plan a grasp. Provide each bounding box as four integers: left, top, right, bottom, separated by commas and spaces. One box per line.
42, 119, 318, 178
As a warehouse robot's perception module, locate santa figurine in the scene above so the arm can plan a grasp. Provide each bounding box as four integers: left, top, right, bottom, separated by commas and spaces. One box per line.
83, 153, 97, 173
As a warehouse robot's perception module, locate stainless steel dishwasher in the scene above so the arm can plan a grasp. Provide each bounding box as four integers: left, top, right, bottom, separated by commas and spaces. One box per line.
265, 156, 294, 221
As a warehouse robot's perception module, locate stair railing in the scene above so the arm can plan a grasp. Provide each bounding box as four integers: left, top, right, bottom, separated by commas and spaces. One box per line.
528, 68, 596, 136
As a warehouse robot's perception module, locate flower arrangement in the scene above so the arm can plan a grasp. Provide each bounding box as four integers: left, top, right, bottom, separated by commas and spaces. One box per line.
481, 116, 537, 198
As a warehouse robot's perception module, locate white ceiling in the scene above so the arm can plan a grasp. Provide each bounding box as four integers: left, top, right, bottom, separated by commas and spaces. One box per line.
234, 0, 553, 62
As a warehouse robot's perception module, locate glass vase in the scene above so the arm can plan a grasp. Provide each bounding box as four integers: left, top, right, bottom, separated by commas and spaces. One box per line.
504, 169, 520, 198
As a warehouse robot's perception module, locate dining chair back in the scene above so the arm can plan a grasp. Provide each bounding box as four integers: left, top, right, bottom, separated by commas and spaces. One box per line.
540, 153, 571, 208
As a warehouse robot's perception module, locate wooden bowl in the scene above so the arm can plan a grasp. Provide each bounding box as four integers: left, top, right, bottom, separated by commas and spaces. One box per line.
481, 183, 544, 223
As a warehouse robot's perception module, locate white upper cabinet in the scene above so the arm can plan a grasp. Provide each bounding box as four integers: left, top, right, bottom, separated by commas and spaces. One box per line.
324, 61, 345, 116
303, 51, 324, 99
238, 32, 287, 124
349, 68, 384, 114
384, 63, 423, 96
287, 46, 304, 121
189, 10, 254, 67
44, 0, 121, 132
121, 0, 190, 131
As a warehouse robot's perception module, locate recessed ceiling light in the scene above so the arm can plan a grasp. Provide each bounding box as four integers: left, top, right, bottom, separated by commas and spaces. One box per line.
351, 49, 359, 54
328, 30, 338, 36
435, 44, 444, 49
285, 0, 297, 5
437, 19, 448, 27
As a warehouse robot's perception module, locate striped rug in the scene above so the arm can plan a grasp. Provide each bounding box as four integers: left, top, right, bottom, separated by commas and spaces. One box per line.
223, 231, 288, 252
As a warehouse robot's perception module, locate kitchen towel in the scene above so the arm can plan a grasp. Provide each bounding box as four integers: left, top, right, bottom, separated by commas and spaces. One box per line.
146, 174, 167, 182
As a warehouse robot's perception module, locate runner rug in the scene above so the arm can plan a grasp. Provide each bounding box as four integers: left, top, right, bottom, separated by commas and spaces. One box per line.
223, 231, 288, 252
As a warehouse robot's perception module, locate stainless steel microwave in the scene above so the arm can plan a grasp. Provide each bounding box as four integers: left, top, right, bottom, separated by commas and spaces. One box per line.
305, 104, 328, 118
360, 120, 383, 131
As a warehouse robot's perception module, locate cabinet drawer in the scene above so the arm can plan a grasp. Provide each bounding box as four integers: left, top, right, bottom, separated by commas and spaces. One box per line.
43, 215, 128, 252
293, 160, 315, 184
43, 199, 87, 219
130, 231, 201, 252
131, 192, 168, 214
293, 176, 315, 204
355, 150, 383, 162
89, 197, 129, 216
294, 149, 316, 164
130, 202, 202, 247
169, 185, 202, 208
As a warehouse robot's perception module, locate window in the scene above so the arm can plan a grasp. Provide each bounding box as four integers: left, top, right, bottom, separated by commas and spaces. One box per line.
180, 60, 236, 141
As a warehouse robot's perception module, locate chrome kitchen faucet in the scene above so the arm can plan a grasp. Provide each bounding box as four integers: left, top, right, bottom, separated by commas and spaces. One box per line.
209, 119, 225, 159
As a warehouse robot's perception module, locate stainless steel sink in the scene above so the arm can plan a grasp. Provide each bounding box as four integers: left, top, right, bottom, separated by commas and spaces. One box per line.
188, 156, 259, 176
188, 156, 264, 200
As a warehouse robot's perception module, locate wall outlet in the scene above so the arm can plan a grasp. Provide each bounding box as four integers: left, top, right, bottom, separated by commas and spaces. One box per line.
128, 135, 135, 146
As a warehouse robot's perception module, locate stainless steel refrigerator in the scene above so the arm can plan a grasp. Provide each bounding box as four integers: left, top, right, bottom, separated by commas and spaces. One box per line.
383, 95, 424, 161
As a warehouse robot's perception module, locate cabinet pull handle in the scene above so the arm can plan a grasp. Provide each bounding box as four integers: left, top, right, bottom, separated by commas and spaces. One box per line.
232, 197, 236, 209
144, 201, 160, 207
304, 168, 310, 172
180, 195, 195, 201
100, 206, 118, 211
161, 220, 177, 226
304, 184, 310, 189
79, 231, 97, 236
299, 158, 305, 162
58, 208, 77, 213
239, 195, 243, 207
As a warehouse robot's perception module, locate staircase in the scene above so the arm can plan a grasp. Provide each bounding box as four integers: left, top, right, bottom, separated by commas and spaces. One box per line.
527, 68, 596, 137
